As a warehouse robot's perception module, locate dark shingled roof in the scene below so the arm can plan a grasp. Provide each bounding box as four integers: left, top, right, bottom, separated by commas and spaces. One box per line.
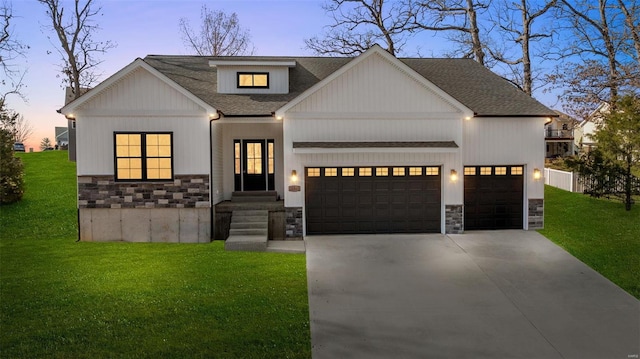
143, 55, 554, 117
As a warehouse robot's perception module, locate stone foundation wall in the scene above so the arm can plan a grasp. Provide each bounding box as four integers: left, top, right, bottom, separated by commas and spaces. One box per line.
528, 198, 544, 229
445, 205, 464, 234
78, 175, 209, 209
285, 207, 303, 239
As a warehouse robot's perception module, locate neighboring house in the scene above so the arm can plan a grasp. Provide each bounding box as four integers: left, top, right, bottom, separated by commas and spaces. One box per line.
59, 45, 554, 243
55, 126, 69, 149
574, 102, 610, 152
545, 111, 577, 158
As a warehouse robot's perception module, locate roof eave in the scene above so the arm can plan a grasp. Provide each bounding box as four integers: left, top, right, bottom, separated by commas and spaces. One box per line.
473, 113, 558, 118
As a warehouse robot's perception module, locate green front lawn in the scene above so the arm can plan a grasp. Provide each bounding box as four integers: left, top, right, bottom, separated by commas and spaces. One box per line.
540, 185, 640, 299
0, 152, 311, 359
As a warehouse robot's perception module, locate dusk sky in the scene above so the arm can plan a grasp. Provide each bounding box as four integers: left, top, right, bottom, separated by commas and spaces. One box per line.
6, 0, 543, 151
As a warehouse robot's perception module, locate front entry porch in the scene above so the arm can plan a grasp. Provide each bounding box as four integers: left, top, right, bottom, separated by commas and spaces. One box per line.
234, 139, 276, 192
214, 191, 304, 253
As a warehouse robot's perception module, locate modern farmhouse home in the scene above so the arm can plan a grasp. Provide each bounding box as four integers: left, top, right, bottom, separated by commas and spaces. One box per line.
60, 45, 554, 243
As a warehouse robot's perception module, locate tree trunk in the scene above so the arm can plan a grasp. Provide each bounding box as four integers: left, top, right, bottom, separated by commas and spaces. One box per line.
599, 0, 619, 101
521, 0, 532, 95
467, 0, 484, 66
625, 156, 632, 211
617, 0, 640, 64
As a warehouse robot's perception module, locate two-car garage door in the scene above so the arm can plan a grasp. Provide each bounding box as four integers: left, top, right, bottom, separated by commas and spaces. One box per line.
305, 166, 441, 235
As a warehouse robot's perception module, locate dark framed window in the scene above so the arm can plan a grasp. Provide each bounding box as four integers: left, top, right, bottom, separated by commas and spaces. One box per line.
237, 72, 269, 88
114, 132, 173, 181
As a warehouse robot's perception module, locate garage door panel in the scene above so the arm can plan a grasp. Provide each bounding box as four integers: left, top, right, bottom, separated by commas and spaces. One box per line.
464, 166, 523, 230
306, 166, 441, 234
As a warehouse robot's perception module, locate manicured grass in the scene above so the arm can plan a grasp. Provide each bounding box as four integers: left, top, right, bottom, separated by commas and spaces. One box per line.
539, 185, 640, 299
1, 152, 311, 358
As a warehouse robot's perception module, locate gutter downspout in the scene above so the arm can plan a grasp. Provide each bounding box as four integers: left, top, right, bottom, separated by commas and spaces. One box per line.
209, 118, 214, 240
209, 111, 221, 240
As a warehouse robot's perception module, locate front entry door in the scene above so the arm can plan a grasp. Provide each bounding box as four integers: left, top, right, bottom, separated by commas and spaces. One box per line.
234, 139, 275, 192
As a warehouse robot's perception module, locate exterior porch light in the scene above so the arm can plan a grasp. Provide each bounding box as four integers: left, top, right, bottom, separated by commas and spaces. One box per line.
533, 168, 542, 180
464, 116, 472, 121
450, 169, 458, 182
65, 113, 75, 120
290, 170, 298, 183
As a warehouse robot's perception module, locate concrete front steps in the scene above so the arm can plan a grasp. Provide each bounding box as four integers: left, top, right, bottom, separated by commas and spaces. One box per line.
225, 210, 268, 251
224, 191, 305, 253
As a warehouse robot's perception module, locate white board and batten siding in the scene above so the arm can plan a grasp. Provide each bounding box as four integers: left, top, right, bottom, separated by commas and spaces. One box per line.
210, 122, 224, 205
283, 51, 469, 210
463, 116, 546, 199
286, 52, 462, 116
74, 67, 210, 176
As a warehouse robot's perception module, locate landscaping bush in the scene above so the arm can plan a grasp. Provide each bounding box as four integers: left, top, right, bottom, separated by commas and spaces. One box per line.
0, 128, 24, 204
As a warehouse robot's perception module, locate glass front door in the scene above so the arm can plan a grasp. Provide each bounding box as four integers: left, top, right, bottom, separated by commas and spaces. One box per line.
234, 139, 274, 191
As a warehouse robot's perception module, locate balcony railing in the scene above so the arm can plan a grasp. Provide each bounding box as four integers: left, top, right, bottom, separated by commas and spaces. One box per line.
545, 129, 574, 139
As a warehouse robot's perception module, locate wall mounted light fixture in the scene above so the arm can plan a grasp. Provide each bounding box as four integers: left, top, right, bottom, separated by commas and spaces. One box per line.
533, 168, 541, 180
291, 170, 298, 183
450, 169, 458, 182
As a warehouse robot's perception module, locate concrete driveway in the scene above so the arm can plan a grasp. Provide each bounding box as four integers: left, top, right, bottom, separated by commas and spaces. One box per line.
305, 231, 639, 359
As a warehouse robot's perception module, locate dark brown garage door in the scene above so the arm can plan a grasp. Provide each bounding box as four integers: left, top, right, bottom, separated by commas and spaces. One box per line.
464, 166, 524, 230
305, 166, 441, 235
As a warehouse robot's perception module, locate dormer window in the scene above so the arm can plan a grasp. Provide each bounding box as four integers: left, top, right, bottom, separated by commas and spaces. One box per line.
238, 72, 269, 88
210, 60, 294, 94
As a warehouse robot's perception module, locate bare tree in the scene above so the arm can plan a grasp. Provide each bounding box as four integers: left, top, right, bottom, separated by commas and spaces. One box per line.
0, 0, 28, 101
487, 0, 557, 95
617, 0, 640, 64
561, 0, 621, 100
305, 0, 414, 56
8, 112, 32, 143
38, 0, 115, 100
409, 0, 489, 65
0, 99, 32, 143
548, 0, 640, 119
179, 5, 253, 56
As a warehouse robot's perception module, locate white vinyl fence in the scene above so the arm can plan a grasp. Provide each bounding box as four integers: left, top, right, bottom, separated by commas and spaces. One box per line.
544, 168, 584, 193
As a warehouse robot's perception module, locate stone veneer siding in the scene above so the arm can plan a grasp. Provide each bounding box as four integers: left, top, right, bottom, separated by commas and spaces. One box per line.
78, 175, 209, 209
528, 198, 544, 229
285, 207, 303, 239
445, 205, 464, 234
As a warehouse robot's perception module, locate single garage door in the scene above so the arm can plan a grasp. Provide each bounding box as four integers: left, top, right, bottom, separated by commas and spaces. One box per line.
464, 165, 524, 230
305, 166, 441, 235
